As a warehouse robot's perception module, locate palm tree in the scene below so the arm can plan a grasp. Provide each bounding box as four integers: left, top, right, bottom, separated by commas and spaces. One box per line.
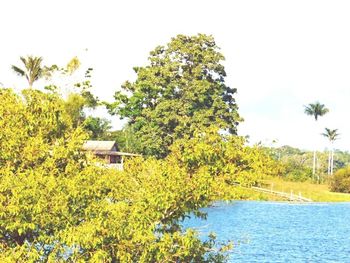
11, 56, 43, 87
322, 128, 339, 175
304, 102, 329, 181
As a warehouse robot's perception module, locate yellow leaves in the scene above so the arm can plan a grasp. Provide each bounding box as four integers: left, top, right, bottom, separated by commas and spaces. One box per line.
169, 127, 281, 199
66, 56, 81, 75
91, 250, 110, 263
0, 88, 232, 261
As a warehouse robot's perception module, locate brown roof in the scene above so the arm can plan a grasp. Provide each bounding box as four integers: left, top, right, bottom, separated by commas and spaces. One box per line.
82, 141, 117, 151
92, 150, 141, 157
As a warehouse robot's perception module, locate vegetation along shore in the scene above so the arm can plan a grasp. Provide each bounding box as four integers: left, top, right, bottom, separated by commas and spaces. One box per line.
1, 34, 350, 262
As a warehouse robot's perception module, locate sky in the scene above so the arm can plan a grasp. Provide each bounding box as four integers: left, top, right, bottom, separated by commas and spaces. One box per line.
1, 0, 350, 151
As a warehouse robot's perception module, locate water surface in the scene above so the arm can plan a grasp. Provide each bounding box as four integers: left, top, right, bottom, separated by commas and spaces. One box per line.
183, 201, 350, 262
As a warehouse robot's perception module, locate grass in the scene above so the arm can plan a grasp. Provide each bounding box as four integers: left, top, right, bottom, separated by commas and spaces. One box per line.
262, 177, 350, 202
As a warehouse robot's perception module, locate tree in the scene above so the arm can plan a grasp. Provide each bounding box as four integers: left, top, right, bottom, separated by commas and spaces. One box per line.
0, 88, 230, 262
304, 102, 329, 121
62, 67, 99, 129
329, 166, 350, 193
63, 93, 87, 127
108, 34, 241, 157
304, 101, 329, 181
322, 128, 339, 175
106, 125, 143, 153
11, 56, 44, 87
83, 116, 111, 139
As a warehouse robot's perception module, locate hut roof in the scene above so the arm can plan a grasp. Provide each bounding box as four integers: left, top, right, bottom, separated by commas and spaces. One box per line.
91, 151, 141, 157
82, 140, 117, 152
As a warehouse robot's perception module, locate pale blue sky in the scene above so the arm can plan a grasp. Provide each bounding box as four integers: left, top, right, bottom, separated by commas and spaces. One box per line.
1, 0, 350, 151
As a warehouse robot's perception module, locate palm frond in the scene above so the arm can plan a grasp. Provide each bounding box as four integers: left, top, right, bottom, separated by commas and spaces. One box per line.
19, 56, 27, 65
13, 56, 44, 87
11, 65, 25, 77
304, 106, 314, 115
322, 128, 339, 143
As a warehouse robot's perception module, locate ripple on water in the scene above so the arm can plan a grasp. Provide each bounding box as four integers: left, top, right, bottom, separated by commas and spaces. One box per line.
183, 201, 350, 262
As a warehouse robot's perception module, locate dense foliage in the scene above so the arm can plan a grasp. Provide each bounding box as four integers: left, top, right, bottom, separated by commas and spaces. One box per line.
0, 88, 232, 261
83, 116, 112, 139
106, 125, 143, 153
108, 34, 241, 157
0, 36, 304, 261
270, 146, 313, 182
0, 87, 281, 261
168, 128, 283, 200
265, 145, 350, 182
329, 166, 350, 193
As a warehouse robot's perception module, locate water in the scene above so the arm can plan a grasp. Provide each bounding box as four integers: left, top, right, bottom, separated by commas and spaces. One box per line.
183, 201, 350, 262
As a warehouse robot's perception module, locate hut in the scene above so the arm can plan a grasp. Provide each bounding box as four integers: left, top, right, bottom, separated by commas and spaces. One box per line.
82, 140, 140, 170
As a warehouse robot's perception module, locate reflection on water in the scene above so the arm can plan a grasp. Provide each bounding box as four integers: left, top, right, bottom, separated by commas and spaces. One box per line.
183, 201, 350, 262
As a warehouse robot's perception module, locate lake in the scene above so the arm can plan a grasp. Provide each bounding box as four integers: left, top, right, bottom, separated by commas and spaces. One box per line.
183, 201, 350, 262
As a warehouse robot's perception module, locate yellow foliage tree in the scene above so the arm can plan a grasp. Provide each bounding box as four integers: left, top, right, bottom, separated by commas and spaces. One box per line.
0, 88, 228, 262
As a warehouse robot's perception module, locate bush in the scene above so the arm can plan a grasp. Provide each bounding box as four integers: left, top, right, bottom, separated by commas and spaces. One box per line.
0, 88, 229, 262
0, 88, 277, 261
284, 164, 312, 182
170, 127, 282, 190
329, 166, 350, 193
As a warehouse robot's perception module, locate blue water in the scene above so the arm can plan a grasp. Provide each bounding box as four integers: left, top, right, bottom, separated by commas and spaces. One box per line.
183, 201, 350, 262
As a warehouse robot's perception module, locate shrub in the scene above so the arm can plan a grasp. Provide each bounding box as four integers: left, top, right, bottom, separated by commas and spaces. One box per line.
284, 164, 312, 182
0, 88, 229, 262
329, 166, 350, 193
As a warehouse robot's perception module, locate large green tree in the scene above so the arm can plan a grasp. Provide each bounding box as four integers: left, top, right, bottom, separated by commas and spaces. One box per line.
108, 34, 241, 157
83, 116, 111, 139
105, 125, 143, 153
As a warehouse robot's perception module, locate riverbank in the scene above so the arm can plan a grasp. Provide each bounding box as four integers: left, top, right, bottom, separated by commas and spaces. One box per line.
217, 178, 350, 202
262, 178, 350, 202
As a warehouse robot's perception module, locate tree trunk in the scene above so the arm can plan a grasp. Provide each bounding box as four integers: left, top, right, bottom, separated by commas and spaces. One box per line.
313, 150, 316, 179
327, 150, 331, 175
331, 149, 334, 175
